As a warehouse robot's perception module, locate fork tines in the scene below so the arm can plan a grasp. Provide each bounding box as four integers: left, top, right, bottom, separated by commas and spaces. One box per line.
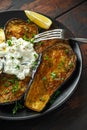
34, 29, 63, 42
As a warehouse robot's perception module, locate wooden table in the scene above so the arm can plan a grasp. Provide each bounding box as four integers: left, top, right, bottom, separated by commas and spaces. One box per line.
0, 0, 87, 130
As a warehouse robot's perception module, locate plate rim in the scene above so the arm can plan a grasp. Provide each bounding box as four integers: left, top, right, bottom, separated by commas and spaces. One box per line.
0, 10, 83, 120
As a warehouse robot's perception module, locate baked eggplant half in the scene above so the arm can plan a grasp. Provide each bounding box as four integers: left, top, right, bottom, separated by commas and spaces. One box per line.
5, 18, 38, 40
25, 43, 77, 112
0, 74, 30, 105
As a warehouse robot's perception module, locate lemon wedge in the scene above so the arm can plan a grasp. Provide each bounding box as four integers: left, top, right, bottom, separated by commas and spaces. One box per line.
24, 10, 52, 29
0, 29, 5, 43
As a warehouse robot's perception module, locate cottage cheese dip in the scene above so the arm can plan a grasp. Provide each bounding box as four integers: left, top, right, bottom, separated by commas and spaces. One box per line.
0, 37, 38, 80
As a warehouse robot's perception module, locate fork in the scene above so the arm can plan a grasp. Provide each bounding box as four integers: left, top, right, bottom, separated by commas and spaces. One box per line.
33, 29, 87, 43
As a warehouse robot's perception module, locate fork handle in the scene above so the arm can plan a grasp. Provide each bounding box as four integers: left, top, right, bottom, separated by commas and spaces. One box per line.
70, 38, 87, 43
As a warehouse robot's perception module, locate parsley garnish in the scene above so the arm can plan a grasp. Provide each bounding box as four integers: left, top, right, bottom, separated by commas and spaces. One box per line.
12, 81, 19, 93
29, 38, 35, 44
4, 83, 9, 87
44, 55, 49, 60
65, 49, 69, 54
15, 65, 20, 69
12, 101, 24, 115
42, 76, 47, 81
38, 41, 43, 45
32, 61, 38, 69
7, 40, 12, 46
34, 53, 38, 59
11, 56, 14, 60
50, 72, 57, 79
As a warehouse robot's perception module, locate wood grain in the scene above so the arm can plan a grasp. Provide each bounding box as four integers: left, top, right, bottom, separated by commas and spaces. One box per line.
21, 0, 84, 18
0, 0, 12, 10
57, 2, 87, 37
56, 2, 87, 67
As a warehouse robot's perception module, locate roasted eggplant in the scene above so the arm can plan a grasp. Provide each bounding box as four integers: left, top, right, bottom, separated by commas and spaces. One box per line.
0, 18, 39, 105
5, 18, 38, 40
0, 74, 30, 104
25, 43, 77, 112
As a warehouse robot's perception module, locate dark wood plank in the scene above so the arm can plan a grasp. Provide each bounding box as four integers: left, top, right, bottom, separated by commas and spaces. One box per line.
0, 0, 34, 11
20, 0, 85, 18
56, 2, 87, 67
0, 0, 12, 10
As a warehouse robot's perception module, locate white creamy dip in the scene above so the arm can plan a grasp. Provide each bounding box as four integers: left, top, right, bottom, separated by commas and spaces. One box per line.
0, 37, 38, 80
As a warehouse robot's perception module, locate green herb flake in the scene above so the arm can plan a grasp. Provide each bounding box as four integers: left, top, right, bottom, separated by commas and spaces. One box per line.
7, 40, 12, 46
15, 65, 20, 70
34, 53, 38, 59
12, 102, 24, 115
68, 62, 73, 68
32, 61, 38, 69
4, 83, 9, 87
29, 38, 35, 44
32, 33, 35, 38
42, 76, 47, 81
65, 49, 69, 54
44, 55, 49, 60
61, 78, 65, 81
11, 56, 14, 60
23, 34, 29, 41
27, 19, 31, 23
38, 41, 43, 45
51, 72, 57, 79
8, 79, 15, 84
12, 81, 19, 93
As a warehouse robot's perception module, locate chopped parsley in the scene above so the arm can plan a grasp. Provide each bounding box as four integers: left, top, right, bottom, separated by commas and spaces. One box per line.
4, 82, 9, 87
7, 40, 12, 46
12, 81, 19, 93
27, 19, 31, 23
32, 61, 38, 69
44, 55, 49, 60
68, 62, 74, 68
10, 56, 14, 60
34, 53, 38, 59
29, 38, 35, 44
15, 65, 20, 70
65, 49, 69, 54
12, 101, 24, 114
38, 41, 43, 45
8, 79, 15, 84
32, 33, 35, 38
50, 72, 57, 79
23, 34, 29, 41
42, 76, 47, 81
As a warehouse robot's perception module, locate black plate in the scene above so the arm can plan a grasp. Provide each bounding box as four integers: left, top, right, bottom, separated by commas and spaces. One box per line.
0, 10, 82, 120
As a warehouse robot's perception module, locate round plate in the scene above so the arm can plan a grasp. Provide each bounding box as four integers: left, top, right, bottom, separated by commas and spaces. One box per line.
0, 10, 82, 120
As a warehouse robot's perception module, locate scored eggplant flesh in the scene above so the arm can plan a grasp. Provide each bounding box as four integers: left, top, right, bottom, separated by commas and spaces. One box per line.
4, 18, 38, 40
0, 74, 31, 105
0, 18, 39, 105
25, 43, 77, 112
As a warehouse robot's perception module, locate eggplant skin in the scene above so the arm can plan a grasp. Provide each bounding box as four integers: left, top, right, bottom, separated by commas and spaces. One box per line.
0, 74, 30, 104
25, 43, 77, 112
5, 18, 38, 40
